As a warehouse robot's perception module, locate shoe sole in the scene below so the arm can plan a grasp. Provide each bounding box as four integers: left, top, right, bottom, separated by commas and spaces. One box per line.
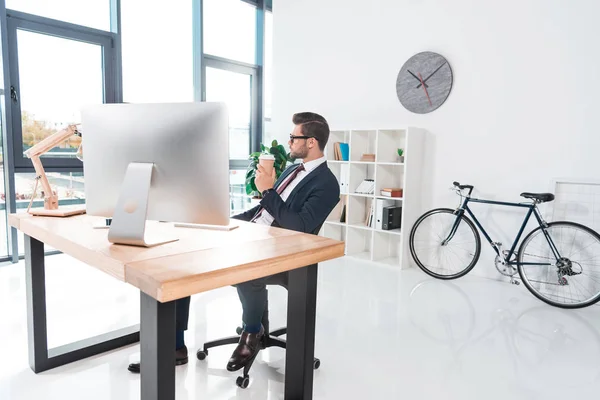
127, 357, 188, 374
226, 349, 260, 372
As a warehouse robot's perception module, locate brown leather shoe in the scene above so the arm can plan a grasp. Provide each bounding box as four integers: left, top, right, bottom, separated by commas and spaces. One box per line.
127, 346, 189, 373
226, 326, 264, 372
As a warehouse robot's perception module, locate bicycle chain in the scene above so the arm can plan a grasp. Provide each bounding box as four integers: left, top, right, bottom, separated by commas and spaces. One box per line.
521, 252, 556, 262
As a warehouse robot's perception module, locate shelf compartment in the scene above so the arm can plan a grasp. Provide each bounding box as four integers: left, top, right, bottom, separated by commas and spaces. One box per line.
377, 129, 407, 163
349, 163, 375, 196
375, 164, 404, 196
322, 223, 347, 244
347, 195, 374, 227
327, 130, 350, 161
371, 197, 402, 231
346, 227, 372, 258
350, 130, 377, 162
325, 194, 347, 224
372, 230, 401, 264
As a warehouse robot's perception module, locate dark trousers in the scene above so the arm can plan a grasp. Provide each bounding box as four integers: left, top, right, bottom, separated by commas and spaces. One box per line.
235, 278, 268, 330
173, 278, 268, 332
175, 296, 191, 331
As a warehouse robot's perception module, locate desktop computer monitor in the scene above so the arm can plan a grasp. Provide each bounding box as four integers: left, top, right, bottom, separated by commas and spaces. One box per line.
81, 102, 230, 247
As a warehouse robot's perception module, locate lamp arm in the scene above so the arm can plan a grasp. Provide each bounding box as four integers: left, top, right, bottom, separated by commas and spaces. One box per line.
29, 154, 58, 210
23, 124, 79, 158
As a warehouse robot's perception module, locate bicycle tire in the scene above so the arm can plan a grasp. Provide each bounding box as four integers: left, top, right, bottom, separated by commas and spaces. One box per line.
517, 221, 600, 309
409, 208, 481, 280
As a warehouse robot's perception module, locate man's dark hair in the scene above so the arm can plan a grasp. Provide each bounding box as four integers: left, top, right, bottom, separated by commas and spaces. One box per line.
292, 112, 330, 151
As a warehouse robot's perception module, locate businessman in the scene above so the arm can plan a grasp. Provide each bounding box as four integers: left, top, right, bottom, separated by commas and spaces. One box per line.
128, 111, 340, 373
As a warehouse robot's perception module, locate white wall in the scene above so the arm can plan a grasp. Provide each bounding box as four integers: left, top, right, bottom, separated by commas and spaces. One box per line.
271, 0, 600, 279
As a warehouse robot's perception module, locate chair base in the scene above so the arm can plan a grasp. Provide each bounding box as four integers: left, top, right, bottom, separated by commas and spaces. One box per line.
197, 325, 320, 388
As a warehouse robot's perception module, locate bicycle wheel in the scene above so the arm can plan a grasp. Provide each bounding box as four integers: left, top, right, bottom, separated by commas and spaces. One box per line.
517, 221, 600, 308
409, 208, 481, 279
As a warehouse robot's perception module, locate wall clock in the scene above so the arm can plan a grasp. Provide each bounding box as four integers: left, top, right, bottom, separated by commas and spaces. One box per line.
396, 51, 452, 114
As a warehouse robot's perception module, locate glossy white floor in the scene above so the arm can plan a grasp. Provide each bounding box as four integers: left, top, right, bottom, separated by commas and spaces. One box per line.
2, 254, 600, 400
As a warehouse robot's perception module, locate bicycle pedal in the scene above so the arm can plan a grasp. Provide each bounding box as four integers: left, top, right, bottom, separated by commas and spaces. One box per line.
510, 279, 520, 286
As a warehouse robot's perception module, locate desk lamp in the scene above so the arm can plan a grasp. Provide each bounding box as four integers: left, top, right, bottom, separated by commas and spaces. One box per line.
23, 124, 87, 217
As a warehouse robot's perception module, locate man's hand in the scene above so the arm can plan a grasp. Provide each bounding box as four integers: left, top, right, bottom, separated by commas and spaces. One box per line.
255, 164, 276, 194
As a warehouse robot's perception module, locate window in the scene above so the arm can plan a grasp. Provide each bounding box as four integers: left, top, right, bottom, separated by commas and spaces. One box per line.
15, 31, 102, 159
203, 0, 257, 64
6, 0, 111, 31
230, 169, 253, 214
121, 0, 193, 103
7, 14, 116, 171
205, 66, 254, 160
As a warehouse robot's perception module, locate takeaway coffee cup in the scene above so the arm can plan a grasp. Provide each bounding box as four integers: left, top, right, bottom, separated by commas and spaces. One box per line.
259, 153, 275, 173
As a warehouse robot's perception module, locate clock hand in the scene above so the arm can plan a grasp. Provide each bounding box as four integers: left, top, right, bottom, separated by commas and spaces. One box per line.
407, 69, 428, 88
416, 61, 447, 89
418, 72, 432, 106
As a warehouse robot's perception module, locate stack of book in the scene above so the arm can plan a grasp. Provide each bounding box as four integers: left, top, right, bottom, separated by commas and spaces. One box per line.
355, 179, 375, 194
360, 153, 375, 162
380, 188, 403, 198
333, 142, 349, 161
365, 202, 374, 227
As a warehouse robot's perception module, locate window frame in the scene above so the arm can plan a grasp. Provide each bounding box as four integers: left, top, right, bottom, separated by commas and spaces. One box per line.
6, 10, 118, 173
198, 0, 267, 170
202, 54, 261, 170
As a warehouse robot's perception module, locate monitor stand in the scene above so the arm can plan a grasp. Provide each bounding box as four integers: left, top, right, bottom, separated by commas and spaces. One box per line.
107, 162, 179, 247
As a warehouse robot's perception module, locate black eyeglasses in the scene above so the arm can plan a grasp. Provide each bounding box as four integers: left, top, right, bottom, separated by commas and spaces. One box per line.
289, 134, 318, 141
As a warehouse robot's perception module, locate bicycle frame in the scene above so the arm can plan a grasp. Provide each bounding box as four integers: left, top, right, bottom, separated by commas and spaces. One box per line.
443, 194, 563, 267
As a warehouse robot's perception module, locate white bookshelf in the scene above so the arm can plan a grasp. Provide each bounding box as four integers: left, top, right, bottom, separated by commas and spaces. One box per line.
320, 127, 426, 269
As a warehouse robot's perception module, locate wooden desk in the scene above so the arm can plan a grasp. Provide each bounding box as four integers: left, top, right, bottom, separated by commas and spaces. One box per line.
9, 213, 345, 400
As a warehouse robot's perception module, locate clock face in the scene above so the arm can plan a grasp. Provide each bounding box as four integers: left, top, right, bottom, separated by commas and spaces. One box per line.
396, 51, 453, 114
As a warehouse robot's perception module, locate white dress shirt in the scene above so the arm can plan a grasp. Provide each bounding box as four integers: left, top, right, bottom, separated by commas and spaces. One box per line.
254, 155, 327, 226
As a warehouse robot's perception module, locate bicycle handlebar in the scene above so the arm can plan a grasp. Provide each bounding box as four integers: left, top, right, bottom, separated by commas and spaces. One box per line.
453, 181, 474, 195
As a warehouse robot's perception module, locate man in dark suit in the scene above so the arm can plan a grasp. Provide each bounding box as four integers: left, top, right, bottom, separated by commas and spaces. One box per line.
128, 112, 340, 373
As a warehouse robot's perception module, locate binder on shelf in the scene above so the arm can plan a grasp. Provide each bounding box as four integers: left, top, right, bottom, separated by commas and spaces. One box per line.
339, 164, 350, 194
382, 205, 402, 230
375, 198, 395, 230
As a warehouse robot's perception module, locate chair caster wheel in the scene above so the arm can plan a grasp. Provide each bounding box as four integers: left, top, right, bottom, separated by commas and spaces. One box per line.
236, 326, 243, 335
196, 350, 208, 361
313, 358, 321, 370
236, 375, 250, 388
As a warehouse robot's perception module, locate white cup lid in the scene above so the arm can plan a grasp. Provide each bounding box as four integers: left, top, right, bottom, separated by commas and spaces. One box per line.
259, 154, 275, 160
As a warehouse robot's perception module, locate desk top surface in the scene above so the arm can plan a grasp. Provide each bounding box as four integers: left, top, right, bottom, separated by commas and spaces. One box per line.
9, 213, 344, 302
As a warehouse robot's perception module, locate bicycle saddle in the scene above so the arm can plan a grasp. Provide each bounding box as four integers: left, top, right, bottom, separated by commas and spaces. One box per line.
520, 192, 555, 203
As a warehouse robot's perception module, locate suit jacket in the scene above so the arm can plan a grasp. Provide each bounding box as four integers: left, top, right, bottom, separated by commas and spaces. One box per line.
233, 162, 340, 235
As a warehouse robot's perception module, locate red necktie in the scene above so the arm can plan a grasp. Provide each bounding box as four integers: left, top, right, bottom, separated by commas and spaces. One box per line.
251, 164, 305, 222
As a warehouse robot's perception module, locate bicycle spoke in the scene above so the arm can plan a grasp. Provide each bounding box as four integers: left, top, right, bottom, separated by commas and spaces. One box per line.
519, 222, 600, 307
410, 209, 480, 279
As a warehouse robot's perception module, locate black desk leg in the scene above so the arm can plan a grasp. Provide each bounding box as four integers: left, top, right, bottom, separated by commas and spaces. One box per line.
140, 291, 176, 400
285, 263, 318, 400
24, 235, 140, 373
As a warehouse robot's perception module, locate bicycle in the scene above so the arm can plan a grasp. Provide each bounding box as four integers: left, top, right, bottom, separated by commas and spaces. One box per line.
409, 181, 600, 309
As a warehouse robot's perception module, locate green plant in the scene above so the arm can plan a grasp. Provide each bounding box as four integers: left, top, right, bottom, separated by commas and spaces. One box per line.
397, 148, 404, 157
245, 140, 295, 197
